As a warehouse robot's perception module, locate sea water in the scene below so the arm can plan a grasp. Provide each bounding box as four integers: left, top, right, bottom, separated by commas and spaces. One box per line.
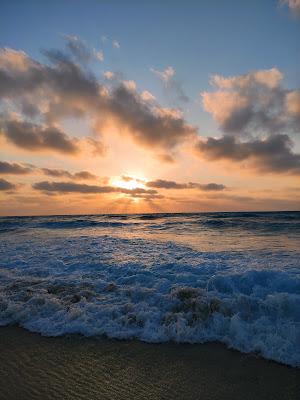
0, 212, 299, 367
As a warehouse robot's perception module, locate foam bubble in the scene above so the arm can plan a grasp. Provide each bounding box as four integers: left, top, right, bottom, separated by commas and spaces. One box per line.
0, 231, 299, 367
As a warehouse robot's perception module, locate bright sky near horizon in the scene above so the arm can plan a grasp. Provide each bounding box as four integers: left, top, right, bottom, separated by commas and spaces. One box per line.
0, 0, 300, 215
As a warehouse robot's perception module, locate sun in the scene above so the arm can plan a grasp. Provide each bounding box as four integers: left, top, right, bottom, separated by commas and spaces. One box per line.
111, 175, 146, 190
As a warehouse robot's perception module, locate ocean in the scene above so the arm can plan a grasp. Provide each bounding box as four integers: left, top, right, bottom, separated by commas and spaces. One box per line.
0, 212, 299, 367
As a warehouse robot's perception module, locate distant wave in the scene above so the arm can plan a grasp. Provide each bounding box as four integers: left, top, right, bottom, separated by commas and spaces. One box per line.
199, 218, 300, 233
36, 220, 135, 229
0, 217, 136, 232
1, 212, 299, 235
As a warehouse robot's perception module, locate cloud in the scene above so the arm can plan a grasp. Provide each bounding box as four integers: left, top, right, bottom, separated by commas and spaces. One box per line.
156, 153, 175, 163
84, 137, 106, 156
94, 50, 104, 62
40, 168, 73, 178
202, 68, 300, 136
72, 171, 98, 180
199, 68, 300, 174
280, 0, 300, 18
101, 36, 120, 49
41, 168, 97, 180
0, 161, 32, 174
151, 66, 175, 83
0, 160, 99, 181
196, 134, 300, 174
197, 183, 227, 191
112, 40, 120, 49
121, 175, 144, 183
33, 180, 159, 198
286, 90, 300, 122
33, 181, 115, 194
64, 35, 93, 63
0, 47, 195, 153
0, 118, 79, 154
103, 71, 115, 79
146, 179, 186, 189
106, 84, 195, 148
141, 91, 156, 102
64, 34, 104, 63
146, 179, 226, 191
122, 80, 137, 91
151, 66, 189, 103
0, 178, 16, 191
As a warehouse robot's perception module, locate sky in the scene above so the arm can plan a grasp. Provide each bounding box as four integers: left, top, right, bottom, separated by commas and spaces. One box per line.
0, 0, 300, 215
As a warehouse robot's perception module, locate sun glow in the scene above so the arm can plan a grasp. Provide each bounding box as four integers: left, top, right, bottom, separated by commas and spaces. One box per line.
111, 175, 146, 191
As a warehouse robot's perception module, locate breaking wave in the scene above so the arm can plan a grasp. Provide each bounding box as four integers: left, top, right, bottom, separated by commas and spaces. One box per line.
0, 225, 299, 367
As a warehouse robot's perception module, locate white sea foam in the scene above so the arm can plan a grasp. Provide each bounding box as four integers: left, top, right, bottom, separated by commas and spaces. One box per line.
0, 230, 299, 367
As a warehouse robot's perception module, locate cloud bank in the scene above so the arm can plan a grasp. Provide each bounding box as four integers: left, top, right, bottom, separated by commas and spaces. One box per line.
33, 180, 159, 199
146, 179, 226, 191
198, 68, 300, 174
0, 46, 195, 156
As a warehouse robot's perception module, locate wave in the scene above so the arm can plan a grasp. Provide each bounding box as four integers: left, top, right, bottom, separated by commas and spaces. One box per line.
0, 217, 136, 232
36, 220, 134, 229
0, 233, 299, 367
0, 269, 299, 367
198, 217, 300, 233
0, 215, 299, 366
1, 212, 300, 235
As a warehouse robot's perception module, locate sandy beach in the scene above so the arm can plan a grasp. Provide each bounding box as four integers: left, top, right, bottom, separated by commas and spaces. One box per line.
0, 326, 299, 400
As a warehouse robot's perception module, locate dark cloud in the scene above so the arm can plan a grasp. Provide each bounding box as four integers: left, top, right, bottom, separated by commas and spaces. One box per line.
146, 179, 187, 189
41, 168, 97, 180
40, 168, 73, 179
146, 179, 226, 191
107, 85, 195, 148
197, 183, 226, 191
196, 134, 300, 174
0, 161, 32, 175
73, 171, 97, 180
33, 181, 158, 198
33, 181, 115, 194
0, 47, 195, 153
0, 119, 79, 154
0, 161, 99, 181
0, 178, 16, 191
121, 175, 145, 184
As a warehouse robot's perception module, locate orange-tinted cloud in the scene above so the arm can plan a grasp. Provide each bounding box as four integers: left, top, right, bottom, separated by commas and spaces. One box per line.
198, 68, 300, 175
0, 46, 196, 156
202, 68, 299, 135
33, 180, 159, 199
146, 179, 226, 191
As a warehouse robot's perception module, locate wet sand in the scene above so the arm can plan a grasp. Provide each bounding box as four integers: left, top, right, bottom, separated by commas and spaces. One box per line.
0, 326, 299, 400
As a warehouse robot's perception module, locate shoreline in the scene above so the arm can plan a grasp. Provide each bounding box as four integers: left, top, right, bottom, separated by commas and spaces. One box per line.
0, 326, 299, 400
